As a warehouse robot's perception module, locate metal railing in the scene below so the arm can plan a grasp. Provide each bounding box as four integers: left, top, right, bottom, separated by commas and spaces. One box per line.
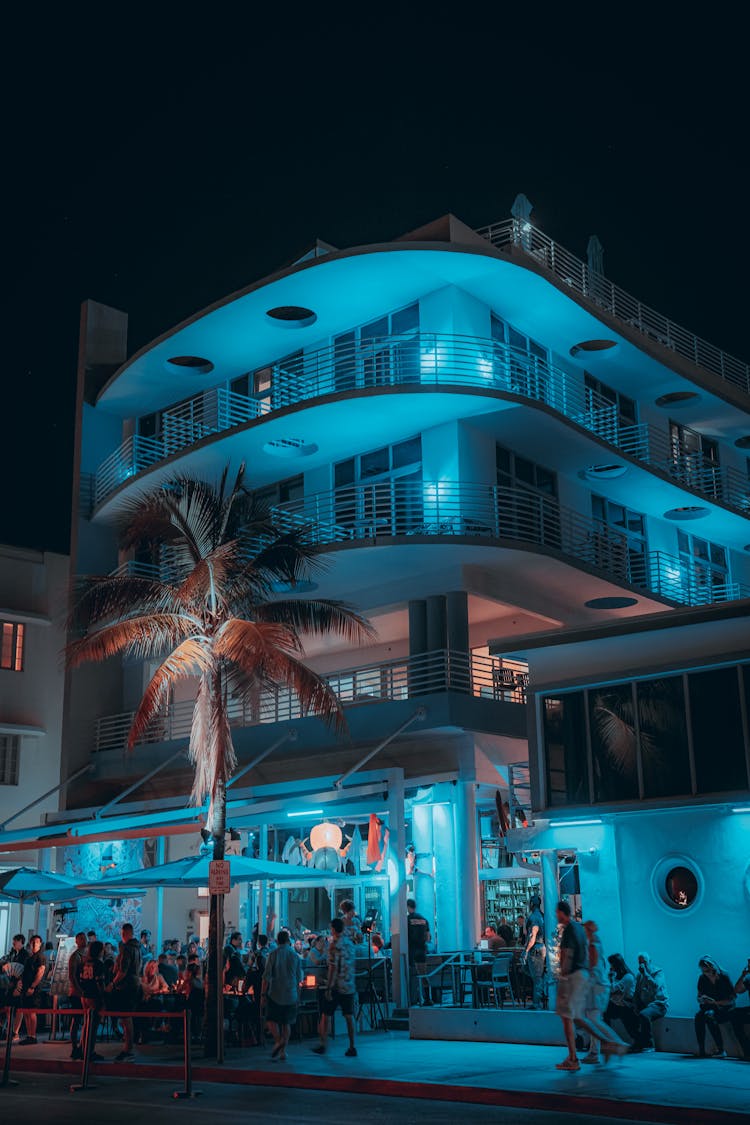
93, 333, 750, 518
475, 217, 750, 395
93, 649, 517, 752
271, 479, 750, 608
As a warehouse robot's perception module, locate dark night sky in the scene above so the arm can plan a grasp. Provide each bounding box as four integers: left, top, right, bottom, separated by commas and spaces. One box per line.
6, 15, 748, 555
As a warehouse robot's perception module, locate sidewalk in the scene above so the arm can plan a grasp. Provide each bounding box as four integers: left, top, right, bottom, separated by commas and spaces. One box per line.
3, 1030, 747, 1123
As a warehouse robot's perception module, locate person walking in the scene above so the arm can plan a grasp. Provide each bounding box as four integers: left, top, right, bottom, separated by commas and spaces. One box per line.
631, 952, 668, 1052
730, 956, 750, 1060
262, 930, 303, 1062
524, 895, 546, 1010
68, 931, 87, 1060
554, 901, 589, 1072
580, 921, 628, 1064
694, 956, 735, 1058
313, 918, 357, 1057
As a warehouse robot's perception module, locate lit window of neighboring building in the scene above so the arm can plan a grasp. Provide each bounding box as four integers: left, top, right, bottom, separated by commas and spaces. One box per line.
0, 622, 24, 672
0, 734, 20, 785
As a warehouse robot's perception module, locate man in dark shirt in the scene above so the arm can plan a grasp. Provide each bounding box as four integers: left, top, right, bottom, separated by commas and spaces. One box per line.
554, 901, 588, 1071
68, 931, 87, 1059
524, 896, 546, 1009
108, 922, 142, 1062
497, 916, 515, 946
4, 934, 29, 969
79, 940, 106, 1061
157, 953, 178, 988
406, 899, 431, 1005
694, 956, 736, 1057
224, 932, 245, 989
13, 935, 46, 1045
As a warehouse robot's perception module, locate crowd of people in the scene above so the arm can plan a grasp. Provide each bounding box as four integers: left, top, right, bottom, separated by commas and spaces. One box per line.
0, 900, 387, 1063
550, 901, 750, 1069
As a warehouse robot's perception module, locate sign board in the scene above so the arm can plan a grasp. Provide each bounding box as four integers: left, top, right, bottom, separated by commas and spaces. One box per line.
208, 859, 231, 896
49, 936, 77, 997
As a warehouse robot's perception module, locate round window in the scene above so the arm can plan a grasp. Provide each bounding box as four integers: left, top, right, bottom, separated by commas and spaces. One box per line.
652, 855, 703, 913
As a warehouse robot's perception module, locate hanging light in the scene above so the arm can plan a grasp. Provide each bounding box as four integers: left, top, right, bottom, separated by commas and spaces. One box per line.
310, 821, 343, 852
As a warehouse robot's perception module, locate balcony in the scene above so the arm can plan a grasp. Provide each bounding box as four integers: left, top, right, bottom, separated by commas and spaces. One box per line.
93, 333, 750, 519
93, 649, 522, 753
271, 480, 750, 608
475, 217, 750, 396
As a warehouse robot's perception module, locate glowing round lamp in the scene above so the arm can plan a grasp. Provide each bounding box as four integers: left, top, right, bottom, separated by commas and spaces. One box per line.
310, 822, 343, 852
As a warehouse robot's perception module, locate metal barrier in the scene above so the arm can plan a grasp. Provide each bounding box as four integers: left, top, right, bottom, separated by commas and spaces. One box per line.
1, 1005, 198, 1099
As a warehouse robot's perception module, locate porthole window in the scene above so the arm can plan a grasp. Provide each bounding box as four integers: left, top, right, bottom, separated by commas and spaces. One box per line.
652, 856, 703, 912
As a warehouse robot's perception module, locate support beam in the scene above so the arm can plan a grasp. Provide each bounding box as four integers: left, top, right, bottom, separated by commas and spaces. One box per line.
94, 749, 186, 819
333, 708, 426, 790
0, 762, 94, 831
226, 729, 297, 790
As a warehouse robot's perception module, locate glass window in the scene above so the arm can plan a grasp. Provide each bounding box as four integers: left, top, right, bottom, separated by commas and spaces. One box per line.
230, 373, 250, 397
637, 677, 691, 798
542, 693, 589, 806
138, 412, 160, 438
585, 373, 638, 430
334, 459, 355, 488
1, 622, 24, 672
361, 315, 389, 342
689, 667, 748, 793
392, 436, 421, 470
664, 866, 699, 908
391, 303, 418, 336
588, 684, 639, 802
360, 447, 390, 479
496, 444, 557, 498
0, 734, 20, 785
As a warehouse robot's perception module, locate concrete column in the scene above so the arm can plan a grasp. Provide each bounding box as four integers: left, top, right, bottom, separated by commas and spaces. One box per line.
408, 600, 427, 657
431, 793, 458, 950
446, 590, 469, 654
386, 768, 407, 1006
412, 802, 435, 941
540, 848, 560, 1004
426, 595, 447, 652
454, 781, 481, 950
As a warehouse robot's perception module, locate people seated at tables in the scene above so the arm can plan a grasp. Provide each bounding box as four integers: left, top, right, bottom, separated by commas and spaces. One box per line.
371, 934, 385, 958
224, 933, 245, 990
497, 916, 515, 946
694, 956, 736, 1058
136, 958, 169, 1044
157, 952, 179, 988
482, 925, 506, 952
306, 934, 327, 968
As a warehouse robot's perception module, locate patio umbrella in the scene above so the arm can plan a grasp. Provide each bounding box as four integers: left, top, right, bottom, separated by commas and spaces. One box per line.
587, 234, 605, 276
0, 866, 90, 929
78, 852, 347, 892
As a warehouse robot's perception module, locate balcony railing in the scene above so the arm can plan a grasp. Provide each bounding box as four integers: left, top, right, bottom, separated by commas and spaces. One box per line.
271, 480, 750, 608
93, 649, 519, 753
94, 333, 750, 518
475, 217, 750, 396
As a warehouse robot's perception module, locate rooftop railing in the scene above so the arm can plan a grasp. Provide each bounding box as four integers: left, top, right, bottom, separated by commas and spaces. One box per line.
93, 333, 750, 518
271, 479, 750, 608
93, 648, 518, 753
475, 217, 750, 395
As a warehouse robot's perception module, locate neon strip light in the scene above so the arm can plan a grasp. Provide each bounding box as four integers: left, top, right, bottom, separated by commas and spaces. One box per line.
287, 809, 323, 818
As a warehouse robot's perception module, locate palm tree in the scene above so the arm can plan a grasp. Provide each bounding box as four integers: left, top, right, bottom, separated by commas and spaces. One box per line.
67, 464, 373, 1056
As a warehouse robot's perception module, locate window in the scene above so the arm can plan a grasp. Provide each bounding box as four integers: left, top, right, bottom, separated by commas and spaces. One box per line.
542, 693, 589, 806
491, 315, 549, 401
652, 857, 702, 911
588, 683, 639, 802
0, 735, 19, 785
497, 445, 559, 548
584, 373, 637, 430
1, 622, 24, 672
677, 531, 729, 598
690, 667, 748, 793
334, 438, 422, 535
637, 677, 691, 799
333, 303, 419, 391
591, 495, 647, 585
497, 446, 557, 497
230, 368, 272, 399
254, 475, 304, 509
670, 421, 721, 497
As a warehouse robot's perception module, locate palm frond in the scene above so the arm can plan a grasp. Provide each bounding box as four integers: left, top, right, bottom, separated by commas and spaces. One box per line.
66, 613, 197, 668
175, 540, 242, 612
593, 704, 637, 771
188, 672, 236, 807
255, 598, 375, 645
214, 617, 304, 662
69, 574, 183, 631
128, 638, 213, 748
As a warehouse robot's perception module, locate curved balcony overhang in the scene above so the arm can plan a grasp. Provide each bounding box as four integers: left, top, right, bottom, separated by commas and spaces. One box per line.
96, 236, 749, 419
93, 350, 750, 552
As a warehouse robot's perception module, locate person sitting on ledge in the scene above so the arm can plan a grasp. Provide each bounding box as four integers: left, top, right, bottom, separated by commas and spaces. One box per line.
694, 956, 735, 1058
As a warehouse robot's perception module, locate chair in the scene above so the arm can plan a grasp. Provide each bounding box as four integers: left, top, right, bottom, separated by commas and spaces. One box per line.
489, 953, 517, 1007
493, 666, 517, 700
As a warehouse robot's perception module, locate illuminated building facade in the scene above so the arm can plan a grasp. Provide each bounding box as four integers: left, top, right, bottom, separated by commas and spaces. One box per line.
9, 201, 749, 1012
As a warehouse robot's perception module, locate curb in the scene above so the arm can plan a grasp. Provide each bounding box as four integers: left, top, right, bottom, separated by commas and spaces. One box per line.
5, 1057, 745, 1123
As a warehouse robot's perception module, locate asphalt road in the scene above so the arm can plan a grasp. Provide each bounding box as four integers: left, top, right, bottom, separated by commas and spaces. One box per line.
0, 1073, 667, 1125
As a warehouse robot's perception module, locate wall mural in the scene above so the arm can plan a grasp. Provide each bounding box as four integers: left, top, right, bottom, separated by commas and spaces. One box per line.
62, 839, 145, 941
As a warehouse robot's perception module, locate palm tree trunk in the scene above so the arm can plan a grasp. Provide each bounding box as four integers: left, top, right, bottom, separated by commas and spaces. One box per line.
203, 776, 226, 1059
